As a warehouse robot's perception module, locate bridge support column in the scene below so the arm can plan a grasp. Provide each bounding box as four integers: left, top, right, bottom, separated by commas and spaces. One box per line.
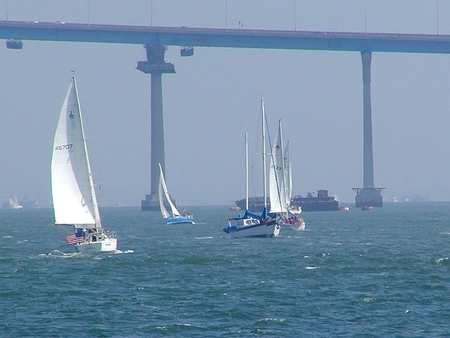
353, 51, 384, 207
137, 44, 175, 211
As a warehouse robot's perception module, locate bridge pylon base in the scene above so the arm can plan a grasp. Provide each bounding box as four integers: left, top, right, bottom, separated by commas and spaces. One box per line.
353, 188, 384, 208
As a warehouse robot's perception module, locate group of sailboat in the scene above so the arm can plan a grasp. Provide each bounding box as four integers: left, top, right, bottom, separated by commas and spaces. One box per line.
223, 97, 304, 238
51, 76, 301, 250
223, 126, 280, 238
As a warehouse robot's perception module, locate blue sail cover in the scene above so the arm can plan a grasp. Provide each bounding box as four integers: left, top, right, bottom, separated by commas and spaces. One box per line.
230, 207, 276, 221
259, 207, 277, 219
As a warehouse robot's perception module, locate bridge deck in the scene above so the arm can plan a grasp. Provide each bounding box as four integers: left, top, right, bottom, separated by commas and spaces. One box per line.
1, 20, 450, 53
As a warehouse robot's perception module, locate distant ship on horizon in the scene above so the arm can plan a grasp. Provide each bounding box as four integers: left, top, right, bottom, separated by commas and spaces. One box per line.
235, 189, 339, 212
19, 196, 39, 208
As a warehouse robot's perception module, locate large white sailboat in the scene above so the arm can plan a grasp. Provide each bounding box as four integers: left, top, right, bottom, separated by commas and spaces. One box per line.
51, 75, 117, 252
223, 98, 281, 238
158, 163, 194, 225
269, 121, 305, 231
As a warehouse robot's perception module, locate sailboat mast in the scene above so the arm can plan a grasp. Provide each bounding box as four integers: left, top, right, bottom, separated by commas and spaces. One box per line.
245, 132, 249, 211
261, 97, 267, 208
73, 75, 102, 228
278, 120, 286, 210
285, 140, 292, 203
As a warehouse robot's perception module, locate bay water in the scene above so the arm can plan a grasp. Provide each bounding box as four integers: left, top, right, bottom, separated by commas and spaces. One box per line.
1, 203, 449, 337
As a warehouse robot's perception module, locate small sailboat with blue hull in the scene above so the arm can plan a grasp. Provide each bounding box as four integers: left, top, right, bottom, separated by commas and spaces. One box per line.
158, 163, 195, 225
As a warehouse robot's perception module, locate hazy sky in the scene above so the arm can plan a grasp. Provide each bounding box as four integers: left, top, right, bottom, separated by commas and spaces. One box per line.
1, 0, 450, 207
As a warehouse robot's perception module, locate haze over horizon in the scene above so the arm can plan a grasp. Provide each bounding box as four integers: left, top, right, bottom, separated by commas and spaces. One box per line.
1, 0, 450, 207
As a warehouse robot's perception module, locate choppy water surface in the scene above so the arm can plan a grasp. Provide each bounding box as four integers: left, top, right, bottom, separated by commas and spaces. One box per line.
1, 203, 450, 337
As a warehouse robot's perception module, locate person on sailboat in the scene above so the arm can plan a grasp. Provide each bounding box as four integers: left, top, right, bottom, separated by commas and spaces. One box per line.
182, 208, 192, 218
76, 229, 85, 239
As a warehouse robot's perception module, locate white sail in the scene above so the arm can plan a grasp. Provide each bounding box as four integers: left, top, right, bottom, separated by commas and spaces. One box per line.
269, 120, 287, 213
158, 163, 181, 218
51, 76, 100, 229
158, 165, 171, 219
284, 141, 292, 204
9, 194, 23, 209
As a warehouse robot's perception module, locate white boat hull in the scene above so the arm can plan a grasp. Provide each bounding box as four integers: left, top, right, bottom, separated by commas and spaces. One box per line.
280, 214, 305, 231
75, 238, 117, 253
282, 222, 306, 231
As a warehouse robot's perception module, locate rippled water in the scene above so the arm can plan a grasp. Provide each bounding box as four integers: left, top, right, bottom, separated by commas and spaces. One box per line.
1, 203, 450, 337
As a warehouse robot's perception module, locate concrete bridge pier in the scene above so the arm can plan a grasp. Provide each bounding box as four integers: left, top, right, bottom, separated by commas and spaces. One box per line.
137, 44, 175, 211
353, 51, 384, 207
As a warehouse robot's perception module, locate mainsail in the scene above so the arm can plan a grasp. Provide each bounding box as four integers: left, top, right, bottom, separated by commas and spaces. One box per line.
284, 141, 292, 204
158, 163, 181, 218
51, 76, 100, 229
269, 120, 288, 213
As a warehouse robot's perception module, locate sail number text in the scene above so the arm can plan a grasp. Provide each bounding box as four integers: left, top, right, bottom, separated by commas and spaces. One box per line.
55, 144, 73, 150
271, 165, 282, 171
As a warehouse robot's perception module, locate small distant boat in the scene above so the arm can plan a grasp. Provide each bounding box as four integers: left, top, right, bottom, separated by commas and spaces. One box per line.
3, 194, 23, 209
10, 196, 23, 209
51, 75, 117, 253
3, 196, 38, 209
223, 98, 280, 238
158, 163, 195, 225
340, 206, 350, 212
362, 206, 374, 211
229, 206, 241, 211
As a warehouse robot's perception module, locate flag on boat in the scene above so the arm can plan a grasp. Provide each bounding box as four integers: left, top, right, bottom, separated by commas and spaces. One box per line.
65, 232, 84, 245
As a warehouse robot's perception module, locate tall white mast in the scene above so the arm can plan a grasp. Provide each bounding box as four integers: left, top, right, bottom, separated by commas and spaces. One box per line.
73, 75, 102, 228
245, 132, 249, 211
261, 97, 267, 209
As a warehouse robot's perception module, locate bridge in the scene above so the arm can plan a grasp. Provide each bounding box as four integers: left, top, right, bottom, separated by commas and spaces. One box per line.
2, 20, 450, 52
2, 20, 449, 209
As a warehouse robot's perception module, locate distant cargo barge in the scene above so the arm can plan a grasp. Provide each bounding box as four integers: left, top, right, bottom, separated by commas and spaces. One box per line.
291, 190, 339, 211
235, 190, 339, 212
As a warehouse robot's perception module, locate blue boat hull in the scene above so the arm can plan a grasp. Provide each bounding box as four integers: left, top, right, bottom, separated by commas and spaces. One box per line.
166, 217, 195, 225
